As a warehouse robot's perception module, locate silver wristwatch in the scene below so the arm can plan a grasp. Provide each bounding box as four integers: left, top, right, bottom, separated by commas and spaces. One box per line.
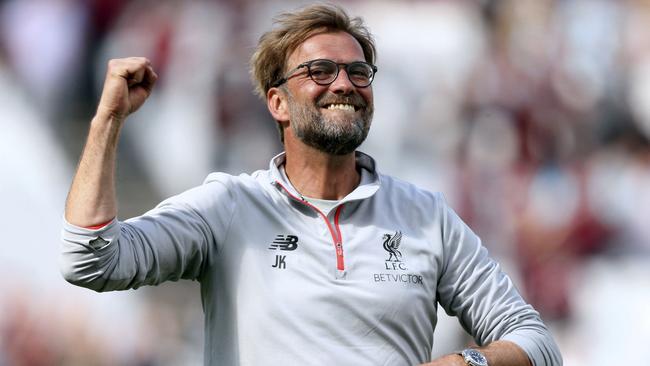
458, 349, 488, 366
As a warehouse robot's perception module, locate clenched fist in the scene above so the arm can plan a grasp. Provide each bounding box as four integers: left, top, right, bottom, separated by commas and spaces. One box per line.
96, 57, 158, 121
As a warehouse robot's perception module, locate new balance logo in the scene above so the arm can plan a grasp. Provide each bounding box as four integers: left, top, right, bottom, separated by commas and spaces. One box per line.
268, 235, 299, 251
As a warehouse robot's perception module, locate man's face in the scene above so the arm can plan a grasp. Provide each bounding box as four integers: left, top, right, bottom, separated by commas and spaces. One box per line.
283, 31, 374, 155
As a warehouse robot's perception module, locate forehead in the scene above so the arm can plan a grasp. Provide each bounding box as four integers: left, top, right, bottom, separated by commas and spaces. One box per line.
288, 31, 365, 66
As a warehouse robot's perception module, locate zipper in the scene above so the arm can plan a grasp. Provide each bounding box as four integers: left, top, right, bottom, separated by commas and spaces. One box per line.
275, 181, 345, 271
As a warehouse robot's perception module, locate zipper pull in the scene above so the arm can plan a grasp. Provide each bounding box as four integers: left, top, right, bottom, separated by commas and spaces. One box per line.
335, 242, 343, 256
335, 269, 347, 280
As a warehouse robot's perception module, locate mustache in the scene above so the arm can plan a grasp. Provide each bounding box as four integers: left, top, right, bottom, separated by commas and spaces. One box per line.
316, 93, 367, 108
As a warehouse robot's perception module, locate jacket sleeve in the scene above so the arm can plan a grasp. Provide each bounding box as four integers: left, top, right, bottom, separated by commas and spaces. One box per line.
59, 178, 236, 292
435, 195, 562, 366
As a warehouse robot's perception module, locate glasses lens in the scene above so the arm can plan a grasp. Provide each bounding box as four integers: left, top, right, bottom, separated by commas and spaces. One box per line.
347, 62, 373, 87
309, 60, 338, 84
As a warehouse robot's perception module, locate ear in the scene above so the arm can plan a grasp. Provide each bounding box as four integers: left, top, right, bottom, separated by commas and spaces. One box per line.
267, 87, 290, 123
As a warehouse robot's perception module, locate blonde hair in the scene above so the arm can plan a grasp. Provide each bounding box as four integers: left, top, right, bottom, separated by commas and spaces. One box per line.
250, 3, 376, 100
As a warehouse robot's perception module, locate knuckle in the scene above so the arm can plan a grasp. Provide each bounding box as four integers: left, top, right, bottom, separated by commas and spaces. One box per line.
107, 58, 126, 73
132, 56, 149, 65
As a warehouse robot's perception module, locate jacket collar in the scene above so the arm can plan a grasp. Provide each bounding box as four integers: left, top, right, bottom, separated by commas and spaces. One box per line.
268, 151, 381, 203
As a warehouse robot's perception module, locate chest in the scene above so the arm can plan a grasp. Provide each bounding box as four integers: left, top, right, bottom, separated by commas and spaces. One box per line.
215, 201, 443, 314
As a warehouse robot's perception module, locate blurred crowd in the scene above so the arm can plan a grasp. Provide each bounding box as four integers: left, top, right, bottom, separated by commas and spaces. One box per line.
1, 0, 649, 365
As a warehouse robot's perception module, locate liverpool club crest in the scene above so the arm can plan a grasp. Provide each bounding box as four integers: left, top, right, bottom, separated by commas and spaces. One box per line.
382, 231, 403, 262
382, 231, 407, 270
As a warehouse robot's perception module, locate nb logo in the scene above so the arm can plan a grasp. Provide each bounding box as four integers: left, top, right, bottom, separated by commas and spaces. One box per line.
268, 235, 299, 251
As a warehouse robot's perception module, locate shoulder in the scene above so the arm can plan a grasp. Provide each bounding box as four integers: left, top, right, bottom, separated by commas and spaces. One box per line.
373, 172, 453, 229
202, 169, 274, 198
377, 172, 446, 207
202, 168, 271, 190
159, 169, 272, 211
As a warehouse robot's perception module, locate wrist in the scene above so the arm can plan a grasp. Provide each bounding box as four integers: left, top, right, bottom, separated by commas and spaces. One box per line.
90, 111, 126, 142
94, 106, 127, 125
458, 348, 489, 366
421, 353, 468, 366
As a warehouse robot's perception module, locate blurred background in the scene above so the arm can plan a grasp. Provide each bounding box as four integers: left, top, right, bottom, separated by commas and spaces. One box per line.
1, 0, 649, 365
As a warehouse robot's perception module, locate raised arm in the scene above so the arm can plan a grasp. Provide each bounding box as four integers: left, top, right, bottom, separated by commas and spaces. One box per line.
65, 57, 157, 227
60, 58, 223, 290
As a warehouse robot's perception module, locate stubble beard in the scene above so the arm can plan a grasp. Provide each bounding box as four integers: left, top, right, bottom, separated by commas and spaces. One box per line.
287, 91, 373, 156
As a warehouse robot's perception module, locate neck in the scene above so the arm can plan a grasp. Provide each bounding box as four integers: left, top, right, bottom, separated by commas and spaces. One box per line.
283, 139, 360, 200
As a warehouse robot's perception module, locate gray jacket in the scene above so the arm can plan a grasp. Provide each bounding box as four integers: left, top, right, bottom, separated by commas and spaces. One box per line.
61, 152, 562, 366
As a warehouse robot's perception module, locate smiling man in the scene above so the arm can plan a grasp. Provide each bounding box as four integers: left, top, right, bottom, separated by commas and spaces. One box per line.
61, 4, 562, 366
270, 32, 374, 158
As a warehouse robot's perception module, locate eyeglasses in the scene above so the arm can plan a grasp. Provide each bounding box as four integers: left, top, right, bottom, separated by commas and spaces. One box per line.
272, 59, 378, 88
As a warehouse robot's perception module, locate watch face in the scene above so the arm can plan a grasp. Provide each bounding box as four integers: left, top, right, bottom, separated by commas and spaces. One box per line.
463, 349, 488, 366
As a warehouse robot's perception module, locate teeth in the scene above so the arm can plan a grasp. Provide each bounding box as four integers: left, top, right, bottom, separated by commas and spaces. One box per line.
326, 104, 355, 111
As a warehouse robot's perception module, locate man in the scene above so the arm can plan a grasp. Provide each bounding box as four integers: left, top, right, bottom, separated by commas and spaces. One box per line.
61, 4, 562, 366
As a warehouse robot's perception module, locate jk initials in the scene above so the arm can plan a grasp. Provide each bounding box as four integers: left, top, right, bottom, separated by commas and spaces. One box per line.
272, 255, 287, 269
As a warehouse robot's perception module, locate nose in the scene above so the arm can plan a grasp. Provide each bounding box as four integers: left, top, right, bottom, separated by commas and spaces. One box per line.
329, 67, 355, 94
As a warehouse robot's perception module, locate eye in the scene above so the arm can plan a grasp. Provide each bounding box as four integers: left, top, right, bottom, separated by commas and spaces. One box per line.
309, 60, 337, 80
348, 63, 372, 80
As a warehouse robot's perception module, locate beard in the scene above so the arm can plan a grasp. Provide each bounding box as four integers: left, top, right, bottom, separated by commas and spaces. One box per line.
287, 91, 373, 155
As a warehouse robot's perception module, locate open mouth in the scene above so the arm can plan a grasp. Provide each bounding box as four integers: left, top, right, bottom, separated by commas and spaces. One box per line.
323, 103, 359, 112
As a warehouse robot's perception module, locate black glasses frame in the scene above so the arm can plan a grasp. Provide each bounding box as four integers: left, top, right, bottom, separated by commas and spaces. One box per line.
272, 59, 378, 88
